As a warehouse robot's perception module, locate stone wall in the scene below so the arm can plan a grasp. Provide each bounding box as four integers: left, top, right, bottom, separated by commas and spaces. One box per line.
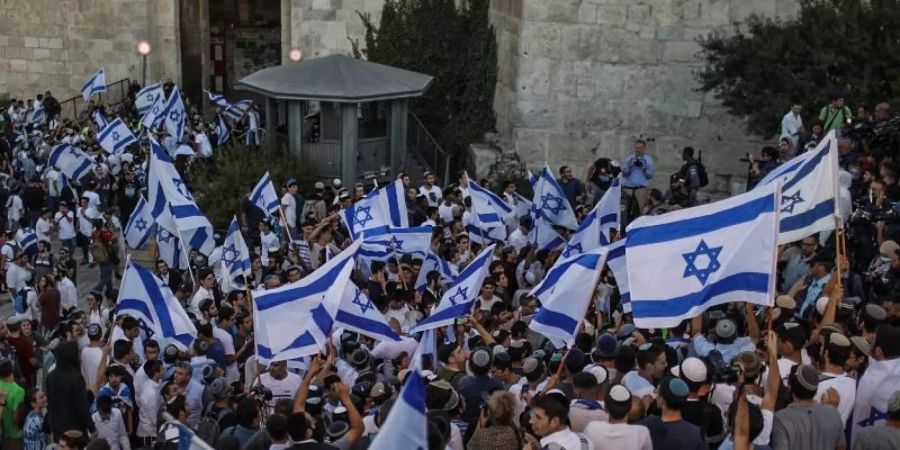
495, 0, 801, 192
282, 0, 386, 63
0, 0, 180, 101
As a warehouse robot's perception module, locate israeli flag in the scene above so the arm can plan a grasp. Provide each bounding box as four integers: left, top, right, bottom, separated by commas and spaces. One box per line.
221, 217, 251, 290
358, 225, 433, 260
368, 369, 428, 450
206, 90, 230, 108
148, 138, 212, 232
16, 228, 37, 253
116, 261, 197, 349
756, 131, 840, 244
224, 100, 252, 121
561, 175, 622, 258
156, 226, 188, 270
254, 240, 361, 362
163, 86, 186, 140
335, 283, 401, 342
81, 68, 106, 102
28, 107, 45, 125
413, 328, 437, 370
625, 182, 780, 328
529, 248, 607, 348
135, 83, 163, 115
124, 195, 155, 249
92, 109, 108, 129
141, 91, 168, 129
606, 239, 631, 313
184, 225, 215, 256
852, 358, 900, 434
527, 217, 566, 252
409, 244, 496, 333
532, 166, 578, 230
48, 143, 95, 181
466, 179, 510, 244
342, 180, 409, 240
250, 172, 280, 218
98, 118, 137, 155
513, 192, 532, 220
414, 251, 457, 292
215, 114, 231, 146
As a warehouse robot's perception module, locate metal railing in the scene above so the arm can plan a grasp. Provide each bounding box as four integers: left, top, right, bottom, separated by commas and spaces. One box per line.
58, 78, 132, 121
406, 112, 451, 186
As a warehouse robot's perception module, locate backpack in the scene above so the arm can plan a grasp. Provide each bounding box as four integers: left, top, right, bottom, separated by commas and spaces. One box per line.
2, 241, 19, 263
694, 161, 709, 188
195, 405, 230, 445
13, 287, 29, 314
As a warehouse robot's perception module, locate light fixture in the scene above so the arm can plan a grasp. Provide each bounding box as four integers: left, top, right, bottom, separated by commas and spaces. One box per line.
137, 40, 151, 55
289, 48, 303, 62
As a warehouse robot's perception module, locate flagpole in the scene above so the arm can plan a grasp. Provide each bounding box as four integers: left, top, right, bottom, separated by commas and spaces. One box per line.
175, 227, 198, 287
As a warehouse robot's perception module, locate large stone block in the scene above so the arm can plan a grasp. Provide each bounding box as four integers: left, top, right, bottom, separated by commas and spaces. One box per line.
661, 40, 701, 63
514, 127, 550, 162
32, 48, 49, 60
597, 5, 627, 24
730, 0, 776, 23
520, 22, 561, 58
517, 57, 551, 97
515, 98, 558, 128
546, 0, 580, 23
23, 36, 39, 48
627, 4, 651, 23
578, 3, 597, 24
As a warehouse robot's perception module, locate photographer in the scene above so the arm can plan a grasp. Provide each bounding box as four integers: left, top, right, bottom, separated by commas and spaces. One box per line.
747, 147, 779, 190
621, 139, 656, 211
468, 391, 521, 450
252, 360, 300, 414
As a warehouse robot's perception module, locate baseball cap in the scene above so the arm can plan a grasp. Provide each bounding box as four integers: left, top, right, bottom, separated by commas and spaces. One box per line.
595, 333, 618, 359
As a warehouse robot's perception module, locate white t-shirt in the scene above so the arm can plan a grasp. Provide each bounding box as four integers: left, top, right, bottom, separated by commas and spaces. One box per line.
190, 286, 214, 316
815, 371, 856, 425
508, 228, 528, 251
35, 217, 52, 242
111, 326, 145, 364
195, 132, 213, 158
6, 195, 23, 222
621, 370, 655, 399
77, 206, 98, 236
438, 202, 457, 223
6, 264, 30, 292
583, 421, 652, 450
213, 325, 239, 383
256, 372, 301, 411
59, 276, 78, 310
55, 211, 76, 240
83, 190, 101, 208
281, 193, 297, 228
81, 346, 104, 390
540, 428, 587, 450
418, 185, 443, 207
43, 169, 60, 197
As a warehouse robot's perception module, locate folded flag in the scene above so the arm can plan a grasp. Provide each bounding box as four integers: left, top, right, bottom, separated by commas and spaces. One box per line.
358, 225, 433, 260
81, 68, 106, 102
625, 182, 780, 328
224, 99, 252, 121
163, 86, 186, 140
48, 144, 95, 181
116, 261, 197, 349
92, 109, 108, 129
409, 244, 496, 333
215, 114, 231, 146
98, 118, 137, 155
124, 195, 155, 249
206, 90, 230, 108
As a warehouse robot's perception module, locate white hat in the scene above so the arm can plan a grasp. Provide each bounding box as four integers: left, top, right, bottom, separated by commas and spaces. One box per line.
588, 366, 608, 385
680, 357, 708, 383
332, 178, 342, 188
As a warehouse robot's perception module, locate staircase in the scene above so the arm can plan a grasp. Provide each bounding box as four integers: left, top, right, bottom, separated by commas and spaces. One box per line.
406, 113, 451, 186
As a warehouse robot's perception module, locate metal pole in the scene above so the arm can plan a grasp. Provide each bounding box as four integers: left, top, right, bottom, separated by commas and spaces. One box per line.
142, 54, 147, 86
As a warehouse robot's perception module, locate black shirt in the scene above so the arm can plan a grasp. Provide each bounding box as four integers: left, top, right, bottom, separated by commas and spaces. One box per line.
240, 198, 265, 230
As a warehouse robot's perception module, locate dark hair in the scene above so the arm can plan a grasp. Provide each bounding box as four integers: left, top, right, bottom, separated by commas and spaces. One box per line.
166, 394, 187, 417
788, 369, 817, 401
143, 360, 163, 379
236, 398, 259, 427
636, 344, 664, 370
96, 395, 113, 414
120, 316, 139, 331
606, 387, 632, 421
144, 339, 159, 351
874, 325, 900, 359
265, 414, 288, 441
530, 394, 569, 424
727, 399, 765, 443
15, 389, 40, 428
825, 341, 851, 367
615, 345, 636, 374
682, 146, 695, 157
286, 412, 309, 442
761, 146, 779, 160
112, 339, 133, 361
218, 305, 236, 322
0, 359, 12, 378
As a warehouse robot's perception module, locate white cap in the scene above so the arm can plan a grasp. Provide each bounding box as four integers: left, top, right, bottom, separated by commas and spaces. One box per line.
680, 357, 708, 383
608, 384, 631, 403
588, 366, 608, 384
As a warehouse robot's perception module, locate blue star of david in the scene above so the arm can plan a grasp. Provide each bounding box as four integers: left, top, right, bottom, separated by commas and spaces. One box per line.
134, 218, 148, 233
780, 191, 804, 214
351, 289, 374, 314
152, 105, 161, 114
157, 229, 173, 244
112, 131, 120, 141
857, 407, 888, 427
447, 286, 468, 306
168, 110, 181, 121
172, 178, 193, 200
563, 242, 583, 258
541, 193, 566, 216
136, 318, 155, 338
388, 236, 403, 250
682, 239, 723, 285
353, 206, 374, 228
145, 94, 155, 103
222, 244, 240, 265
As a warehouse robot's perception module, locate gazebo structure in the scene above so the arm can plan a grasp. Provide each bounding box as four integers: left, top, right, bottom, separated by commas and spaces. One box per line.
235, 54, 433, 183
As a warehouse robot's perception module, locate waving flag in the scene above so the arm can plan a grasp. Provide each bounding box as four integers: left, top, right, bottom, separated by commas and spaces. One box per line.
224, 99, 252, 121
625, 182, 780, 328
81, 68, 106, 102
206, 90, 229, 108
163, 86, 186, 140
98, 118, 137, 155
358, 225, 433, 260
215, 114, 231, 146
527, 217, 566, 252
250, 172, 281, 218
368, 369, 428, 450
342, 180, 409, 240
92, 109, 108, 129
141, 91, 168, 129
606, 239, 631, 313
148, 138, 212, 233
409, 244, 496, 333
254, 240, 361, 362
221, 217, 251, 290
156, 226, 188, 270
530, 248, 607, 348
28, 107, 45, 125
124, 195, 155, 249
532, 166, 578, 230
413, 328, 437, 370
335, 283, 401, 342
16, 228, 37, 253
852, 358, 900, 434
561, 175, 622, 258
414, 251, 457, 291
116, 261, 197, 349
48, 144, 95, 181
136, 83, 163, 115
756, 131, 840, 244
467, 179, 510, 244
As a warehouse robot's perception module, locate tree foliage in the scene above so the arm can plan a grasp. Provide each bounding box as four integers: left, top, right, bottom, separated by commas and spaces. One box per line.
353, 0, 498, 170
695, 0, 900, 138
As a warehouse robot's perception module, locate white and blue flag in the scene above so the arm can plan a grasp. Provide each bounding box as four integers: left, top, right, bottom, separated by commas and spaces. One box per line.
141, 91, 168, 129
250, 172, 281, 218
342, 180, 409, 240
81, 68, 106, 102
561, 175, 621, 258
532, 166, 578, 230
413, 328, 438, 370
368, 369, 428, 450
358, 225, 433, 260
48, 144, 95, 181
254, 240, 361, 362
148, 138, 212, 233
409, 244, 496, 333
625, 183, 780, 328
215, 114, 231, 146
414, 251, 457, 292
466, 179, 510, 244
163, 86, 186, 140
224, 99, 252, 121
606, 239, 631, 313
335, 283, 401, 343
184, 225, 215, 257
16, 228, 37, 253
156, 226, 188, 270
221, 217, 251, 290
756, 131, 840, 244
206, 90, 230, 108
852, 358, 900, 435
98, 118, 137, 155
124, 195, 155, 249
116, 261, 197, 349
529, 248, 607, 348
92, 109, 108, 129
527, 217, 566, 252
28, 106, 45, 126
135, 83, 163, 115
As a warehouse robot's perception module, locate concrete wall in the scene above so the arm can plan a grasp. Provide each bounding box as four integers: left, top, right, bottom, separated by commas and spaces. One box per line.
493, 0, 801, 191
282, 0, 385, 63
0, 0, 180, 100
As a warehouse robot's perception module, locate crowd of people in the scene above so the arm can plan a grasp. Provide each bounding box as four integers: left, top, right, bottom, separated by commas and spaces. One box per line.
0, 78, 897, 450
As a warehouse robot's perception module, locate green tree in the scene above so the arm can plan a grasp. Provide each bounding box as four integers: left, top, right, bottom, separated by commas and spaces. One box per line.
695, 0, 900, 138
353, 0, 497, 171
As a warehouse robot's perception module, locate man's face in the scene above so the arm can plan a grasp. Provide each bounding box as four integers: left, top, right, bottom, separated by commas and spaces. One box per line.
650, 352, 667, 379
124, 326, 140, 339
505, 184, 516, 194
791, 104, 802, 115
156, 262, 168, 273
800, 238, 817, 257
288, 269, 301, 283
812, 262, 828, 278
108, 373, 122, 388
239, 316, 253, 333
834, 98, 845, 108
450, 347, 468, 366
146, 347, 159, 361
633, 142, 646, 156
174, 367, 190, 385
481, 284, 495, 298
270, 361, 287, 379
202, 273, 215, 289
288, 185, 298, 194
425, 174, 435, 186
562, 167, 573, 180
813, 124, 824, 135
521, 299, 537, 316
529, 407, 557, 437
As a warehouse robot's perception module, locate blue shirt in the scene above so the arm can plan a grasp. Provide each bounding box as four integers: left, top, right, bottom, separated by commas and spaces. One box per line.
621, 154, 656, 188
799, 273, 831, 317
692, 335, 756, 365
